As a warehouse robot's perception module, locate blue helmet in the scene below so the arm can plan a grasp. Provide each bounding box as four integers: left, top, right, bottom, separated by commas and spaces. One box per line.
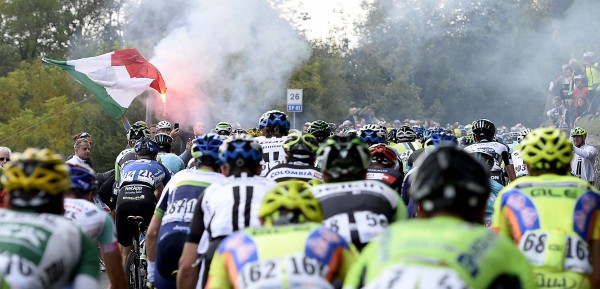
192, 133, 223, 162
134, 138, 159, 155
68, 163, 97, 197
358, 124, 386, 146
424, 133, 458, 147
259, 110, 290, 130
219, 134, 263, 168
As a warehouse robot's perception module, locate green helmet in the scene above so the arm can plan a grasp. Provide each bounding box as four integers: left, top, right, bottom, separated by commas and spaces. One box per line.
570, 127, 587, 137
308, 120, 332, 143
519, 128, 573, 170
317, 135, 370, 180
128, 123, 151, 141
215, 122, 232, 137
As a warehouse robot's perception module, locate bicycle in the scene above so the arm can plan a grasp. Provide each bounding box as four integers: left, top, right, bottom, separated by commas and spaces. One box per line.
125, 216, 148, 289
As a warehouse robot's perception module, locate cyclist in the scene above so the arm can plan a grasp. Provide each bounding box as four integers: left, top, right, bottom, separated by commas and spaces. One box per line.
311, 136, 407, 251
511, 128, 531, 178
357, 124, 386, 146
366, 143, 403, 193
463, 118, 515, 185
266, 133, 322, 182
206, 181, 356, 289
155, 132, 186, 175
391, 125, 422, 173
115, 138, 171, 264
492, 128, 600, 288
64, 163, 127, 289
0, 148, 99, 289
157, 120, 173, 134
307, 120, 332, 145
344, 145, 536, 289
570, 127, 597, 183
182, 134, 278, 289
256, 110, 289, 176
469, 149, 504, 227
146, 134, 226, 289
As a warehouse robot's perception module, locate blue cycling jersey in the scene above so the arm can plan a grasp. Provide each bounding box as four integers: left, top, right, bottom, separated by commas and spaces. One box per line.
118, 159, 171, 189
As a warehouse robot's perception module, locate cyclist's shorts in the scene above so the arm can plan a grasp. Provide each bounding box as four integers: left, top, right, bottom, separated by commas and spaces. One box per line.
534, 269, 590, 289
156, 231, 187, 288
115, 185, 156, 246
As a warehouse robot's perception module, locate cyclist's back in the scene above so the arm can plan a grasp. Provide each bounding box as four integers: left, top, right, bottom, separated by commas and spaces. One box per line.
265, 132, 322, 183
256, 110, 290, 176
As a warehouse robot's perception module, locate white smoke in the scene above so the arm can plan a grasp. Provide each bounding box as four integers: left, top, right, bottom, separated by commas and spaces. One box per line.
124, 0, 311, 129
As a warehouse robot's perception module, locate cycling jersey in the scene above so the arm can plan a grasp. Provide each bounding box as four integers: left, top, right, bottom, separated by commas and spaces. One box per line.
343, 216, 536, 289
310, 180, 407, 250
366, 168, 403, 192
255, 136, 286, 177
265, 163, 322, 183
64, 198, 117, 250
570, 144, 597, 182
492, 174, 600, 289
187, 173, 278, 287
0, 209, 99, 289
391, 141, 422, 173
118, 159, 171, 189
207, 223, 356, 289
158, 152, 185, 175
114, 148, 136, 181
464, 141, 510, 185
154, 168, 225, 289
511, 149, 529, 178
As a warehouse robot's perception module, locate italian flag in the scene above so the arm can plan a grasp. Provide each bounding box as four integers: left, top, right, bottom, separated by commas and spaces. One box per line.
43, 48, 167, 119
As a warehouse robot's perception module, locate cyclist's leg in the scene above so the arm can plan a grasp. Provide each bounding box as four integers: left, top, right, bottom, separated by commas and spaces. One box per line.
155, 231, 187, 288
115, 201, 135, 266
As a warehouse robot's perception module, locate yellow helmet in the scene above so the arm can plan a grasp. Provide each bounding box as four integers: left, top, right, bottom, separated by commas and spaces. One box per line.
259, 180, 323, 225
518, 128, 573, 170
1, 148, 70, 205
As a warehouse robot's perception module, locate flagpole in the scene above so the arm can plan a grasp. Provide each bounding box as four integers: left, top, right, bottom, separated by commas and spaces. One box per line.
145, 92, 152, 125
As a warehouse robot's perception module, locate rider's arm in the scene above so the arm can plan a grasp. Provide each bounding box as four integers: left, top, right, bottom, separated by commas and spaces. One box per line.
97, 213, 127, 289
146, 214, 162, 262
205, 244, 234, 289
178, 194, 206, 289
342, 242, 372, 289
573, 144, 597, 159
590, 240, 600, 288
491, 190, 511, 238
73, 233, 100, 289
392, 192, 408, 222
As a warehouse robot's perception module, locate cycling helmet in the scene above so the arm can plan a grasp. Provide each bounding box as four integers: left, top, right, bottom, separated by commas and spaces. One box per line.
154, 133, 173, 150
396, 125, 417, 142
411, 145, 490, 217
369, 144, 400, 170
232, 129, 247, 136
259, 110, 290, 131
134, 138, 159, 155
283, 133, 319, 162
1, 148, 70, 212
215, 122, 232, 136
386, 128, 398, 143
69, 163, 97, 197
219, 134, 263, 168
570, 127, 587, 137
259, 180, 323, 225
128, 123, 151, 141
516, 128, 531, 142
308, 120, 332, 143
584, 51, 595, 59
358, 124, 386, 146
423, 133, 458, 147
246, 127, 260, 137
157, 120, 172, 130
317, 136, 370, 180
519, 128, 572, 170
471, 119, 496, 141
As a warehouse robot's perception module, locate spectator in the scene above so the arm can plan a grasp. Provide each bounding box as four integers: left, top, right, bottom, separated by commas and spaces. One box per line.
546, 96, 568, 128
549, 65, 573, 99
583, 52, 600, 115
569, 58, 585, 76
0, 147, 11, 167
571, 75, 590, 119
192, 121, 205, 137
150, 124, 158, 139
67, 138, 93, 168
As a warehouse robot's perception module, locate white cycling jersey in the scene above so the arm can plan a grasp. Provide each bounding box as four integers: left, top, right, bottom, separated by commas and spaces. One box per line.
255, 136, 286, 177
571, 144, 597, 182
464, 141, 510, 171
0, 209, 99, 289
64, 198, 117, 247
199, 173, 278, 241
511, 150, 529, 178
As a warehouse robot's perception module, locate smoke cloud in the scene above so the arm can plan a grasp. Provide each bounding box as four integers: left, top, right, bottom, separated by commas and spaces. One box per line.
124, 0, 311, 129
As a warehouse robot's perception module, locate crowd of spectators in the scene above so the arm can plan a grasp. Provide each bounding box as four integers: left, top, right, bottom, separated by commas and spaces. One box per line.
547, 51, 600, 128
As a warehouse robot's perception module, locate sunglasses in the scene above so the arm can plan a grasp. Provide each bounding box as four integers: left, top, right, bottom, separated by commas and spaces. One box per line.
77, 132, 91, 139
0, 157, 10, 162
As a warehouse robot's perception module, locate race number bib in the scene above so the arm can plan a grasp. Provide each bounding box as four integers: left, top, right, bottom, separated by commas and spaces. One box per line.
364, 265, 471, 289
237, 254, 332, 289
353, 211, 388, 244
323, 215, 351, 243
518, 231, 591, 274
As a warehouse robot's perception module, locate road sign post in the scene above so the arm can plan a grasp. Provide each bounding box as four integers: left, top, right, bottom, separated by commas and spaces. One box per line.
287, 89, 303, 130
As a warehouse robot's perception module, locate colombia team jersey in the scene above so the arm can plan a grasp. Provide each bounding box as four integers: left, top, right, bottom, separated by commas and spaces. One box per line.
206, 223, 356, 289
344, 217, 536, 289
492, 174, 600, 289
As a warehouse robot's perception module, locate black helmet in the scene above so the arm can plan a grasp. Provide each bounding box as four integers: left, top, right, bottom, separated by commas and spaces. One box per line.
154, 133, 173, 151
471, 119, 495, 141
410, 145, 490, 222
317, 135, 370, 181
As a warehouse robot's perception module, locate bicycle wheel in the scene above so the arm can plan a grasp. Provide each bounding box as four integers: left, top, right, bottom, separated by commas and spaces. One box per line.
125, 252, 141, 289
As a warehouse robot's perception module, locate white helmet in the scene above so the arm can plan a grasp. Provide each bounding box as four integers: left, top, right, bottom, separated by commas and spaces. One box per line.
157, 120, 172, 130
